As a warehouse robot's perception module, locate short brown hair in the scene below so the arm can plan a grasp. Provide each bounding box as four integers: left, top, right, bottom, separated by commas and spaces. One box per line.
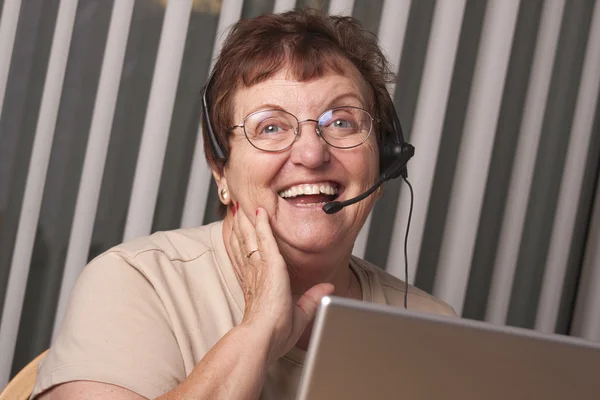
202, 8, 397, 177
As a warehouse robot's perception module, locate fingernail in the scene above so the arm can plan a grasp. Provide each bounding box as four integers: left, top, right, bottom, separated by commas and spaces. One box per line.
232, 204, 237, 216
255, 208, 259, 216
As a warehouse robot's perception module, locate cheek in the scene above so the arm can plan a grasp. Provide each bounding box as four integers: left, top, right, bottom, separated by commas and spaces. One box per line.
226, 147, 285, 201
353, 140, 379, 182
367, 141, 380, 177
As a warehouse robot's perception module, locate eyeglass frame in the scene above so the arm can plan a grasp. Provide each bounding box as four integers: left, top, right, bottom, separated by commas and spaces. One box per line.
227, 106, 379, 153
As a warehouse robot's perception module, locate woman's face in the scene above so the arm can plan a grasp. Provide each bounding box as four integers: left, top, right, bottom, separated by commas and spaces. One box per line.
217, 66, 379, 257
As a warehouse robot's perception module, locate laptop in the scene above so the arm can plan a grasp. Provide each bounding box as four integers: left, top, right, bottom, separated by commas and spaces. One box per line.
296, 296, 600, 400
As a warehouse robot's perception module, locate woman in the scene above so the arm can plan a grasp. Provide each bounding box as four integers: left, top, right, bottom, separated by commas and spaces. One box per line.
33, 9, 454, 400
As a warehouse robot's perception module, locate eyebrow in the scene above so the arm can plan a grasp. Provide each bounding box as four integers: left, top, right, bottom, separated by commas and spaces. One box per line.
244, 103, 286, 116
242, 92, 366, 118
326, 92, 365, 108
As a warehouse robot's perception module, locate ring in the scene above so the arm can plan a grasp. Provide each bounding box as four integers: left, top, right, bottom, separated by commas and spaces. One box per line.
245, 249, 259, 258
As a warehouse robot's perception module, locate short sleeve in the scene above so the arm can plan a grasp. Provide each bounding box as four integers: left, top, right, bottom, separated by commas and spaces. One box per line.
31, 251, 186, 399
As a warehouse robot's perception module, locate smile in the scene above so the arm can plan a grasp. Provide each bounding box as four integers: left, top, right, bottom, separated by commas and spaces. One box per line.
278, 183, 339, 199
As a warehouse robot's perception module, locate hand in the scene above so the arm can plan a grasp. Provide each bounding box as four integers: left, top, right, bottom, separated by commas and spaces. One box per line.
228, 203, 334, 363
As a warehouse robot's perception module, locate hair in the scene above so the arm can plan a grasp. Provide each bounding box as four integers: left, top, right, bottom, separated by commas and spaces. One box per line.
203, 8, 397, 215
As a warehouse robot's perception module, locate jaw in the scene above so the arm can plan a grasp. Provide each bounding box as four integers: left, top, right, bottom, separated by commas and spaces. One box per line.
264, 186, 374, 291
273, 224, 355, 284
271, 196, 354, 253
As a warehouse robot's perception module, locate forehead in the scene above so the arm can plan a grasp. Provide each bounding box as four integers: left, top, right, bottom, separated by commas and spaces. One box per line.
232, 65, 372, 120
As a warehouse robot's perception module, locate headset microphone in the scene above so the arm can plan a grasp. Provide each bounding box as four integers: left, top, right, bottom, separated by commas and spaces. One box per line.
322, 143, 414, 214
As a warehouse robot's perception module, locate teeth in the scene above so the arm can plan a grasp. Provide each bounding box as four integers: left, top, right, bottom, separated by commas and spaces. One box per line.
279, 183, 339, 198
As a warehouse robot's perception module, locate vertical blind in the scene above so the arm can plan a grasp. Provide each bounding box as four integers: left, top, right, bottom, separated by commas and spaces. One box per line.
0, 0, 599, 385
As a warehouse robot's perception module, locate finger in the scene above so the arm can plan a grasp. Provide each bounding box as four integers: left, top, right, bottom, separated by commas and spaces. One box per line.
236, 204, 261, 262
228, 227, 245, 280
254, 208, 283, 266
231, 203, 260, 262
292, 283, 335, 338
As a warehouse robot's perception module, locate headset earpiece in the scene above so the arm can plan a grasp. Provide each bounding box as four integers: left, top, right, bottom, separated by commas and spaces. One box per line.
202, 78, 227, 161
379, 91, 412, 179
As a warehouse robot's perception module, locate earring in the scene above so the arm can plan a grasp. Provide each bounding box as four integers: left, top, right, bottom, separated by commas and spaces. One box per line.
376, 186, 383, 198
220, 187, 229, 201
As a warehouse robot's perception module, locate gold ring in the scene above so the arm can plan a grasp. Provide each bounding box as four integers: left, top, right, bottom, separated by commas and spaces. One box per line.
245, 249, 259, 258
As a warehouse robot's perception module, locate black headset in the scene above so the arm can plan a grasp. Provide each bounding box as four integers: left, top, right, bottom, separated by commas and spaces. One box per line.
201, 74, 414, 181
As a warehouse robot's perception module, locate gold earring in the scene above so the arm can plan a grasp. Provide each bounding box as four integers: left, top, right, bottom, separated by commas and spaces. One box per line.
220, 188, 229, 201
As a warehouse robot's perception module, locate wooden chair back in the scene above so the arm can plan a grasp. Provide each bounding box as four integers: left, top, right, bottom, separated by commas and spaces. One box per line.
0, 351, 47, 400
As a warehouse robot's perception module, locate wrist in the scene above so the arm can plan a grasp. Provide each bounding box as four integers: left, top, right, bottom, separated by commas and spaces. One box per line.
238, 319, 280, 364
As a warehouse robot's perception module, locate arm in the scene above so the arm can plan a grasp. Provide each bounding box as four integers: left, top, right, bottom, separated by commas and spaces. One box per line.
38, 206, 332, 400
159, 206, 332, 399
158, 322, 271, 399
39, 322, 270, 400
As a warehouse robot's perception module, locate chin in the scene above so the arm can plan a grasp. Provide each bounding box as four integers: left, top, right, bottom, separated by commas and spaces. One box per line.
274, 221, 349, 256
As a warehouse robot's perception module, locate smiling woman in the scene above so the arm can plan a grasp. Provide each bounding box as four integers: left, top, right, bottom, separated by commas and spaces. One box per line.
31, 8, 454, 400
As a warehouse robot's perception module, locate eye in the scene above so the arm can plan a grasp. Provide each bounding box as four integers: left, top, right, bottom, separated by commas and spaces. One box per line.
331, 119, 354, 129
245, 110, 297, 141
319, 108, 360, 131
262, 124, 282, 134
252, 117, 294, 139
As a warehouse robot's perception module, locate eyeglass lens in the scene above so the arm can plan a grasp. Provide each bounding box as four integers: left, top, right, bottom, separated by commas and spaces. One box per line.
243, 107, 372, 151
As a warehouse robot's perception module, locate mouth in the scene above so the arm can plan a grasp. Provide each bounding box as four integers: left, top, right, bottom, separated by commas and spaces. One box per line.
278, 182, 341, 206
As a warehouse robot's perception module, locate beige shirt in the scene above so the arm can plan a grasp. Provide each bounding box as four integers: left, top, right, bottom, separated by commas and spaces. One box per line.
32, 221, 455, 399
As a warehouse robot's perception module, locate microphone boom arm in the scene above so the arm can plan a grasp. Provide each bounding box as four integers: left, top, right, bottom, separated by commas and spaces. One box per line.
322, 144, 414, 214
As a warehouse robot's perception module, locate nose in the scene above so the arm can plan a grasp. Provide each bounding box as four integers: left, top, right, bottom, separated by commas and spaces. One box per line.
289, 120, 331, 168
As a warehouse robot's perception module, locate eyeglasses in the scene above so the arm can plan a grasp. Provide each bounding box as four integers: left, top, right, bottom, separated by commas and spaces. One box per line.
229, 106, 376, 152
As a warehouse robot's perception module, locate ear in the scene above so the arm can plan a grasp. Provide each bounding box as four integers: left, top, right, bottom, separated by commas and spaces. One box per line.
212, 168, 231, 205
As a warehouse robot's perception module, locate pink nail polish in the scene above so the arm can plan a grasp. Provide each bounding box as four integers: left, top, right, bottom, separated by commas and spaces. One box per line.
255, 208, 259, 216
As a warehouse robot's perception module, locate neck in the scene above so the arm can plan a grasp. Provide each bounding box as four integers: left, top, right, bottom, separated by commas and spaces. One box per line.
282, 245, 354, 295
294, 266, 361, 351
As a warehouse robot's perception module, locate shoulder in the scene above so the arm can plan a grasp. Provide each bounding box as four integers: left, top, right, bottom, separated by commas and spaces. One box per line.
66, 223, 227, 314
87, 222, 223, 277
33, 223, 228, 399
351, 256, 457, 317
107, 222, 220, 263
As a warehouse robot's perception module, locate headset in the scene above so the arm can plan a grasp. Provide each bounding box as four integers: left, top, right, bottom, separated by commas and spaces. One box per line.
201, 75, 414, 181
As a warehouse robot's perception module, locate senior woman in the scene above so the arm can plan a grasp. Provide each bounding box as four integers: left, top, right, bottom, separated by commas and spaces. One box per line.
33, 8, 454, 400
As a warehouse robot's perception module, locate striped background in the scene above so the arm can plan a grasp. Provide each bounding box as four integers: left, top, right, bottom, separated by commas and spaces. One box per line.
1, 0, 599, 385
